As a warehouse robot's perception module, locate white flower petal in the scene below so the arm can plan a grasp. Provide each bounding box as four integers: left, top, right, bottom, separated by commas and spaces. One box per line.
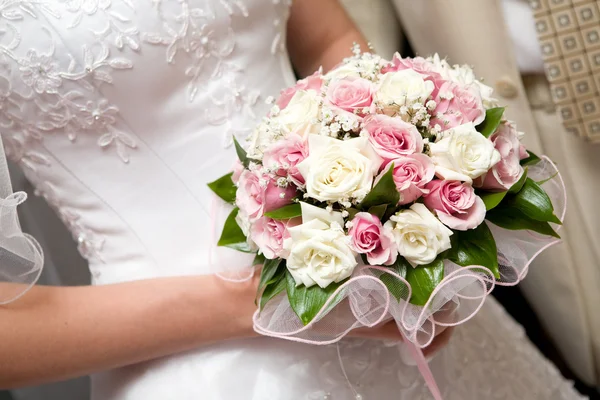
299, 202, 344, 227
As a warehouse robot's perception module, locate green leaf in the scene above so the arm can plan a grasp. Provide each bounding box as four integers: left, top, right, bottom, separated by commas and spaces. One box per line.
476, 107, 505, 138
508, 168, 528, 194
253, 253, 266, 266
358, 163, 400, 210
347, 207, 360, 220
536, 172, 559, 186
360, 253, 369, 265
368, 204, 388, 219
286, 271, 346, 325
264, 203, 302, 220
207, 172, 237, 203
486, 206, 560, 238
479, 190, 508, 211
521, 150, 541, 166
217, 208, 253, 252
406, 257, 445, 306
259, 267, 287, 310
233, 136, 250, 168
380, 257, 410, 302
448, 222, 500, 279
383, 204, 401, 222
258, 258, 283, 292
507, 178, 561, 224
322, 287, 349, 316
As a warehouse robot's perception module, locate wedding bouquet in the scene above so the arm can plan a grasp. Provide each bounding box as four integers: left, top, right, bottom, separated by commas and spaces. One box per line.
208, 46, 564, 347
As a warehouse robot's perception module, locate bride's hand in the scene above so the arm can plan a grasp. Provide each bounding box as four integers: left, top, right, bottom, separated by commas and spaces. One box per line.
349, 321, 455, 359
212, 271, 262, 339
0, 272, 262, 388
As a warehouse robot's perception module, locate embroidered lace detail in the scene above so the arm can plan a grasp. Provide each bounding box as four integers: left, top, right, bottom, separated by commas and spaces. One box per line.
0, 0, 285, 262
62, 0, 141, 52
0, 1, 139, 261
205, 75, 259, 147
34, 182, 105, 261
271, 0, 292, 55
0, 2, 137, 163
142, 0, 266, 146
142, 0, 240, 102
219, 0, 248, 17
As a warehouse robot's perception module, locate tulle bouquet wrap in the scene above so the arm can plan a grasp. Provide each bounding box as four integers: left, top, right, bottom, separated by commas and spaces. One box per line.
208, 47, 565, 350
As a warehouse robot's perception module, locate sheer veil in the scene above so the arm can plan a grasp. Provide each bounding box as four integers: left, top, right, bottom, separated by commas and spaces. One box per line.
0, 135, 44, 305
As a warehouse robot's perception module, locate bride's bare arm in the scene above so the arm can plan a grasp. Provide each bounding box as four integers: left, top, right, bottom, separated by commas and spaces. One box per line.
287, 0, 369, 76
0, 274, 452, 389
0, 275, 258, 389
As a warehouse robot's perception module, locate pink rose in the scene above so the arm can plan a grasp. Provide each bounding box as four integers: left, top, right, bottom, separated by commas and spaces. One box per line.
363, 114, 424, 163
231, 159, 245, 185
349, 212, 397, 266
383, 54, 445, 97
251, 216, 300, 259
475, 122, 527, 191
424, 180, 486, 231
236, 169, 297, 221
277, 71, 323, 110
383, 55, 439, 77
263, 134, 308, 187
383, 154, 435, 205
325, 77, 374, 117
431, 81, 485, 129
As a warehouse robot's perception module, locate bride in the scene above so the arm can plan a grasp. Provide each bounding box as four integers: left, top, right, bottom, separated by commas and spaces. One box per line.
0, 0, 586, 399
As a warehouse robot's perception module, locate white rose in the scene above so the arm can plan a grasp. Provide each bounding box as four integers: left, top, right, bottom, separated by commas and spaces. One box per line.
271, 90, 322, 137
284, 202, 357, 288
428, 54, 497, 108
325, 58, 382, 81
235, 209, 258, 251
427, 53, 453, 79
385, 203, 452, 267
375, 70, 435, 114
449, 65, 497, 108
297, 135, 383, 203
429, 123, 501, 183
246, 121, 273, 160
325, 62, 363, 80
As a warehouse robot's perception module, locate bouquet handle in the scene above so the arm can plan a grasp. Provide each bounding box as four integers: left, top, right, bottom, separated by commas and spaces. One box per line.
403, 337, 443, 400
336, 332, 443, 400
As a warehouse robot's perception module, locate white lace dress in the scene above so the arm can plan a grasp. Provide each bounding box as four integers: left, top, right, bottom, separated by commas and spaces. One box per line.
0, 1, 587, 399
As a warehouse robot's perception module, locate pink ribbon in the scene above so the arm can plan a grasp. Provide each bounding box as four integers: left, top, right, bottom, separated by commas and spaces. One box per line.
210, 156, 566, 399
404, 339, 443, 400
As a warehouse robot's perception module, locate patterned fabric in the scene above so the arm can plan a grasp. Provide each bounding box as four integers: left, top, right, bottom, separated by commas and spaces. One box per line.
531, 0, 600, 142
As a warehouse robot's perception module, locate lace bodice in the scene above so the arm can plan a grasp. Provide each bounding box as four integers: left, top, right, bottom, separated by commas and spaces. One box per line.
0, 0, 295, 281
1, 2, 586, 400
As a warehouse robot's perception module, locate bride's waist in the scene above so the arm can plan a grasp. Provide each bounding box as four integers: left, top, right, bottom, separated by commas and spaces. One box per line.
88, 220, 215, 285
89, 224, 256, 285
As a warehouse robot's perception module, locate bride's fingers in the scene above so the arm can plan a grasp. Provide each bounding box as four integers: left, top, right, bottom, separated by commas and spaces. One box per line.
350, 320, 452, 344
422, 326, 454, 358
350, 320, 404, 341
433, 324, 448, 336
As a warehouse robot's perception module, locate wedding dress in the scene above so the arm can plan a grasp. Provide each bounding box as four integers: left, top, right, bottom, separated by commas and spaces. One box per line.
0, 1, 587, 399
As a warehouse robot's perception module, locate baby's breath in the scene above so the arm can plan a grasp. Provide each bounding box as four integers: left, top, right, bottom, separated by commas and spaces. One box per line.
276, 177, 288, 187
